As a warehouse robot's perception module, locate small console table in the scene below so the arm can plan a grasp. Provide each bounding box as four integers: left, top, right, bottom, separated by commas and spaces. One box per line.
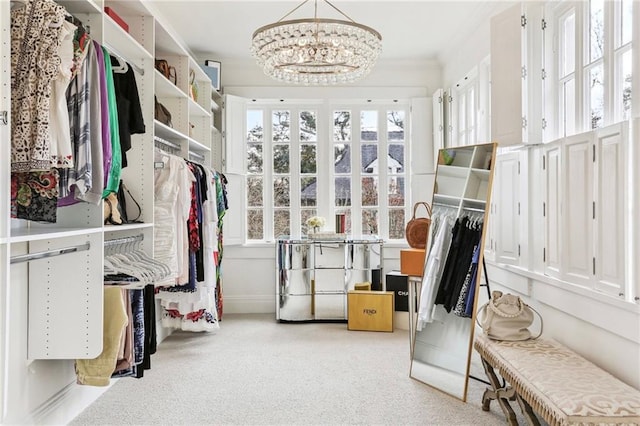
276, 236, 384, 322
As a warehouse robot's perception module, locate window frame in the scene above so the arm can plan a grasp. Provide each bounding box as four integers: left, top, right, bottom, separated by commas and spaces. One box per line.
244, 100, 411, 243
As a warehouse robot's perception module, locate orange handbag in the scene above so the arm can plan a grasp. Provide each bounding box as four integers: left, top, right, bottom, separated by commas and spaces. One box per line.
405, 202, 432, 249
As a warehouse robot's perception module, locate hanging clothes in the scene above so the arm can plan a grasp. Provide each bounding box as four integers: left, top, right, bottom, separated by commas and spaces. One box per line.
110, 56, 145, 169
10, 0, 67, 172
435, 217, 482, 312
417, 215, 454, 330
452, 244, 480, 317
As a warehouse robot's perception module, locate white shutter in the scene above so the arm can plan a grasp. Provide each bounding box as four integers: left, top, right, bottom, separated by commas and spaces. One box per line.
494, 152, 520, 265
594, 124, 626, 296
561, 132, 593, 287
543, 143, 562, 278
222, 94, 246, 174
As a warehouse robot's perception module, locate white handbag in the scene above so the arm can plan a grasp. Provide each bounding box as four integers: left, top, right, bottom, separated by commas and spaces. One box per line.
477, 291, 543, 341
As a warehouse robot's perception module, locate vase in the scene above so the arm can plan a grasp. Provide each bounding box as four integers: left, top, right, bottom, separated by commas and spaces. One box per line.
313, 226, 319, 234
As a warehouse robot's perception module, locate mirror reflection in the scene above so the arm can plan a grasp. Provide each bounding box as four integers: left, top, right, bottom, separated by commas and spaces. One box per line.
410, 142, 496, 401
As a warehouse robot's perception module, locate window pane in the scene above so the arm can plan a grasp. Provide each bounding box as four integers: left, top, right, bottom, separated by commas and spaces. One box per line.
362, 177, 378, 206
361, 144, 378, 174
273, 110, 290, 142
300, 144, 317, 173
335, 177, 351, 207
334, 111, 351, 141
561, 78, 576, 136
388, 144, 404, 174
561, 12, 575, 77
274, 177, 290, 207
247, 143, 263, 173
301, 177, 317, 207
300, 111, 317, 141
459, 94, 467, 132
388, 176, 405, 206
273, 144, 290, 173
590, 0, 604, 62
621, 49, 632, 121
335, 209, 351, 234
388, 111, 405, 141
274, 210, 290, 238
247, 209, 263, 240
334, 144, 350, 174
388, 209, 405, 239
247, 177, 263, 207
621, 0, 633, 45
300, 209, 317, 235
589, 65, 604, 129
247, 110, 263, 142
361, 111, 378, 141
362, 209, 379, 235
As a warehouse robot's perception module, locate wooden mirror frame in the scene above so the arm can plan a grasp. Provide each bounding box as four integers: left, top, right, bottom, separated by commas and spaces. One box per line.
409, 142, 497, 401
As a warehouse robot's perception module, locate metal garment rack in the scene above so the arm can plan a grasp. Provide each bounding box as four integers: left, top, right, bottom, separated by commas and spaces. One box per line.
104, 234, 144, 248
154, 136, 181, 151
10, 242, 91, 264
188, 150, 205, 162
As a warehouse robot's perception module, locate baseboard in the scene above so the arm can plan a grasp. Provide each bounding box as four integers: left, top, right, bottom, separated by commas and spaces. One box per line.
222, 295, 274, 314
28, 380, 115, 425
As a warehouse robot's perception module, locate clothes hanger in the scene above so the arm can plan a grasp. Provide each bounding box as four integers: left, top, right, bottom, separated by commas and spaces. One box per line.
110, 55, 129, 73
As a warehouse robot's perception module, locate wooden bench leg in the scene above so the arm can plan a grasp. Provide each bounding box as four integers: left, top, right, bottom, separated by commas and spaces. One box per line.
480, 356, 518, 425
515, 394, 541, 426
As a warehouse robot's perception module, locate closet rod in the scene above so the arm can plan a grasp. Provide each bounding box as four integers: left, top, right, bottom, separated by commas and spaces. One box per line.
104, 234, 144, 248
10, 242, 91, 264
462, 206, 486, 213
154, 136, 181, 150
188, 150, 205, 161
103, 43, 145, 76
433, 202, 459, 210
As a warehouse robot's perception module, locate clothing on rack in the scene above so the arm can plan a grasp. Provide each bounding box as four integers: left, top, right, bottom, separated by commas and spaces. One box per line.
435, 217, 482, 313
10, 2, 146, 220
417, 210, 483, 329
154, 148, 227, 331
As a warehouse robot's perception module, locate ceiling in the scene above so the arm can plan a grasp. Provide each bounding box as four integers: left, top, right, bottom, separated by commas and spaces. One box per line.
147, 1, 511, 64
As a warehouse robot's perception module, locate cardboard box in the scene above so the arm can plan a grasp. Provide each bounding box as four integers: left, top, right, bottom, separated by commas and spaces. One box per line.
347, 291, 394, 332
104, 7, 129, 33
400, 248, 426, 276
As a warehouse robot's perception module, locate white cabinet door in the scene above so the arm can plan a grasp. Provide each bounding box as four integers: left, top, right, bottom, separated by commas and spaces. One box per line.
432, 89, 444, 172
494, 152, 520, 265
594, 124, 626, 297
490, 3, 543, 146
562, 132, 593, 287
543, 143, 562, 278
222, 94, 246, 174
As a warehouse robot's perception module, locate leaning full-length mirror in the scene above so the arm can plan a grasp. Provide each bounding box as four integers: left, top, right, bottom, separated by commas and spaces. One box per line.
409, 142, 496, 401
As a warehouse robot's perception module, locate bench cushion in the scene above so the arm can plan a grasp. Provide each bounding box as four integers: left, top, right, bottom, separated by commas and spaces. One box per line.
474, 334, 640, 425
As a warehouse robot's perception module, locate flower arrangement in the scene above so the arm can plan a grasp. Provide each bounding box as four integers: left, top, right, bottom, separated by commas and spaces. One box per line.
306, 216, 326, 232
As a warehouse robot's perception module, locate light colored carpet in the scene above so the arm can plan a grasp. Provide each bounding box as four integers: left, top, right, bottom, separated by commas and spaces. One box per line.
69, 314, 518, 425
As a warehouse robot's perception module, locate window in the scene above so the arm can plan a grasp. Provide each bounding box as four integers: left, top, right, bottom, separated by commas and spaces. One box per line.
551, 0, 634, 137
245, 102, 408, 242
452, 69, 479, 146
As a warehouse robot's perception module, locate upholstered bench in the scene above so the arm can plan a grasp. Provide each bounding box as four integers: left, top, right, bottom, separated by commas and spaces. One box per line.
474, 334, 640, 425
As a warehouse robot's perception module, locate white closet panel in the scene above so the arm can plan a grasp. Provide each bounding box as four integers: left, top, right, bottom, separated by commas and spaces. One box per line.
27, 233, 103, 359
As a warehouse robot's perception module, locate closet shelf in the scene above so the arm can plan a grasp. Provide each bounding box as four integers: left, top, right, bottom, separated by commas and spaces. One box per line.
9, 227, 102, 243
188, 137, 211, 153
103, 19, 152, 69
155, 70, 185, 98
154, 120, 187, 141
103, 223, 154, 233
188, 97, 210, 117
56, 0, 100, 13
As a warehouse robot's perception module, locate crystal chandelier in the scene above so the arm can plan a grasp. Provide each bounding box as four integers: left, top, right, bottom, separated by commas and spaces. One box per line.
250, 0, 382, 85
